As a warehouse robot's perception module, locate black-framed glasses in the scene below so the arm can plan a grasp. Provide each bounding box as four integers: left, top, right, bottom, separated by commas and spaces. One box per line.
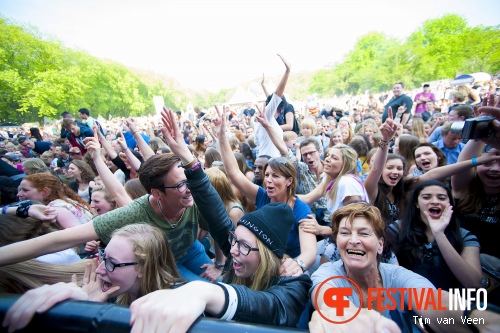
301, 150, 318, 159
163, 180, 188, 193
252, 165, 264, 171
97, 248, 138, 272
228, 231, 259, 256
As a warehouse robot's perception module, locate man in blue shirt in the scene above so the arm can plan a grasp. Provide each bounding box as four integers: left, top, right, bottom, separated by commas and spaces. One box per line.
432, 122, 465, 165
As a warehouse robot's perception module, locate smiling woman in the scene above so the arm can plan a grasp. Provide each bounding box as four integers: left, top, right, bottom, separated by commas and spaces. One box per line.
2, 223, 183, 332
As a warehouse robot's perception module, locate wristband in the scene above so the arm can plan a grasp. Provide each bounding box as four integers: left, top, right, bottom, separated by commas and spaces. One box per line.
131, 131, 139, 136
471, 157, 479, 167
378, 140, 390, 149
15, 200, 33, 218
214, 262, 224, 270
179, 157, 197, 169
1, 206, 7, 215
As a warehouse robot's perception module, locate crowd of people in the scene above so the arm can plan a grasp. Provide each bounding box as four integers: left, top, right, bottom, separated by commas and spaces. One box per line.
0, 55, 500, 333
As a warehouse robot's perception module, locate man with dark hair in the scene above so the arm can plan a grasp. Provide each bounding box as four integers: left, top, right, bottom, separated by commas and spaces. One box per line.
17, 136, 52, 156
414, 84, 436, 114
60, 111, 73, 139
382, 82, 413, 125
54, 144, 71, 167
62, 118, 94, 154
251, 155, 271, 187
78, 108, 96, 127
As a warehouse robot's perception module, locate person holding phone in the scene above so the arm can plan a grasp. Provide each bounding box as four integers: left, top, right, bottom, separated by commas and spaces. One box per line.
382, 82, 413, 126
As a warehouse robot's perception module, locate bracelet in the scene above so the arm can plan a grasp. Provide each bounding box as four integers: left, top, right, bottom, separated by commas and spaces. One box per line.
179, 157, 197, 169
294, 258, 307, 273
131, 131, 139, 136
378, 140, 390, 149
471, 157, 479, 167
1, 206, 7, 215
214, 262, 224, 270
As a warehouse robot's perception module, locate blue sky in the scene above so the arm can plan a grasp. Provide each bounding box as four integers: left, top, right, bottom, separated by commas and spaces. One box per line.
1, 0, 499, 91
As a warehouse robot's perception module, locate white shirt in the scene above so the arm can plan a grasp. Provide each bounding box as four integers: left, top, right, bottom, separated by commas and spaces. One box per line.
254, 93, 283, 158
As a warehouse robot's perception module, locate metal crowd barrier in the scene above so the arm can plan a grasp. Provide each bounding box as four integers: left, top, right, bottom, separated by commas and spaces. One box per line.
0, 294, 307, 333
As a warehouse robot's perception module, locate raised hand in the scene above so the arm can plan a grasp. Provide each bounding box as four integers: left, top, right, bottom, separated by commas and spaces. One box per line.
159, 107, 193, 163
277, 54, 291, 72
213, 105, 227, 137
84, 131, 102, 160
255, 102, 270, 128
380, 111, 398, 142
125, 118, 138, 134
427, 204, 452, 236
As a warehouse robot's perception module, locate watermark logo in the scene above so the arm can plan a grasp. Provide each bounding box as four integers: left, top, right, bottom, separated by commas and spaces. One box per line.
314, 276, 362, 324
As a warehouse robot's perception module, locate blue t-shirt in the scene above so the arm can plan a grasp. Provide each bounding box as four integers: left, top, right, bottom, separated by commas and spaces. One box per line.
256, 186, 311, 258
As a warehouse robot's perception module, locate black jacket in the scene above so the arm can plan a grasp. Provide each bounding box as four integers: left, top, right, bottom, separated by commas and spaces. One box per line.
185, 164, 311, 327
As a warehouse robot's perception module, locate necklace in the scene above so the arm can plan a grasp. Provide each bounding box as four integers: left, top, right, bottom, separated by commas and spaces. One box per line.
348, 270, 381, 309
157, 201, 186, 229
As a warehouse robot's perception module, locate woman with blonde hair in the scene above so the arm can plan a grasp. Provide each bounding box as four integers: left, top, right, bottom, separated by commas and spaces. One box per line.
149, 137, 168, 153
3, 223, 184, 332
17, 173, 93, 228
21, 158, 46, 175
411, 117, 428, 142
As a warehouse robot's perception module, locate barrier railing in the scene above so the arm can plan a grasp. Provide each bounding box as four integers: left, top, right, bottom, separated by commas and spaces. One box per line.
0, 294, 307, 333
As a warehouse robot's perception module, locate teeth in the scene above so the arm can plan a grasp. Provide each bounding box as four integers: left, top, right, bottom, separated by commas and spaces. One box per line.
347, 250, 365, 256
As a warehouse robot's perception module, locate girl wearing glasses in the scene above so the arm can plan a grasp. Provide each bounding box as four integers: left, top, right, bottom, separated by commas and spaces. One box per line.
3, 223, 183, 332
124, 109, 311, 330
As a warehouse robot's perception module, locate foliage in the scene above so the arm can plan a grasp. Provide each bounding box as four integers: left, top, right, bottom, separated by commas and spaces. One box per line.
309, 14, 500, 97
0, 17, 187, 124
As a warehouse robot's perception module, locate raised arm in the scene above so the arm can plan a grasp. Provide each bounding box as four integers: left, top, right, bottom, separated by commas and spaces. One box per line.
116, 135, 141, 172
159, 107, 234, 255
255, 103, 288, 156
274, 54, 290, 98
260, 73, 269, 97
85, 134, 132, 207
297, 181, 327, 204
125, 118, 155, 161
364, 112, 397, 203
95, 124, 118, 160
214, 105, 259, 203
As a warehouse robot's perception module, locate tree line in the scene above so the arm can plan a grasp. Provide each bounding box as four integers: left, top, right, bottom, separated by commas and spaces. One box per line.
308, 14, 500, 97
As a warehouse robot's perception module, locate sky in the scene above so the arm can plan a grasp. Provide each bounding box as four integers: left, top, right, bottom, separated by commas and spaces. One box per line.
0, 0, 499, 92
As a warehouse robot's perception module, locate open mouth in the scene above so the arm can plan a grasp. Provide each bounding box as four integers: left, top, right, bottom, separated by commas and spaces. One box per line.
389, 175, 400, 182
485, 173, 500, 181
232, 259, 243, 270
101, 280, 113, 292
428, 207, 442, 218
346, 249, 366, 257
421, 161, 431, 169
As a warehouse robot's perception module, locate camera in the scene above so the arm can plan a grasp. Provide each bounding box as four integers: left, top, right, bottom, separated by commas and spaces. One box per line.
450, 116, 495, 140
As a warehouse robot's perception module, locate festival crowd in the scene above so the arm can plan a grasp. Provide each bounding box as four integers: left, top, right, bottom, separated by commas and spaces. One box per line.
0, 55, 500, 333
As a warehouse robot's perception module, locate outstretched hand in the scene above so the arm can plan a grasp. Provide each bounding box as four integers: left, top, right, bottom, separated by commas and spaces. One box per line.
277, 54, 291, 71
2, 280, 89, 333
212, 105, 228, 137
84, 130, 102, 160
380, 110, 398, 142
254, 102, 270, 128
159, 107, 193, 163
27, 204, 58, 222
